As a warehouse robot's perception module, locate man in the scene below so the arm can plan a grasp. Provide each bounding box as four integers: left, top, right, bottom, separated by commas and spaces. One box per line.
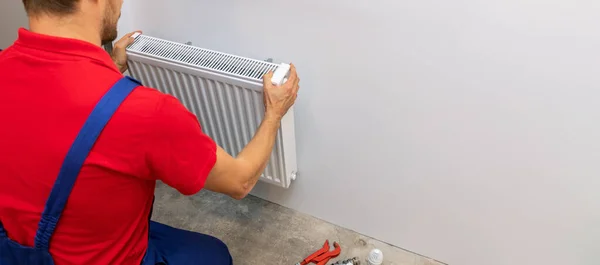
0, 0, 300, 264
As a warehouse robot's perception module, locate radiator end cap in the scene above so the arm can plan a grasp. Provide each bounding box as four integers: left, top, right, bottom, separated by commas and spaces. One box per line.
271, 63, 291, 86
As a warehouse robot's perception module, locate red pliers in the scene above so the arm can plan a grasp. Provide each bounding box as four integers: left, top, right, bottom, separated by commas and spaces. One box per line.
295, 240, 341, 265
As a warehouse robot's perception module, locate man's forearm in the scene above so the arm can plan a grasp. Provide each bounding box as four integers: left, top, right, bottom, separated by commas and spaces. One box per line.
204, 65, 298, 199
236, 113, 282, 190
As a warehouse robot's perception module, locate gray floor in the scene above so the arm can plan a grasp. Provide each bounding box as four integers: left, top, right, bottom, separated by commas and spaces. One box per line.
152, 182, 445, 265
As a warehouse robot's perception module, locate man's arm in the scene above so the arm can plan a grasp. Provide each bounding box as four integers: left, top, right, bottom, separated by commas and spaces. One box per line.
203, 65, 300, 199
111, 31, 300, 199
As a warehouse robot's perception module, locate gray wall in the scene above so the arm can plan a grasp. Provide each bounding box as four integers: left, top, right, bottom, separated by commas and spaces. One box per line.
0, 2, 28, 48
126, 1, 600, 264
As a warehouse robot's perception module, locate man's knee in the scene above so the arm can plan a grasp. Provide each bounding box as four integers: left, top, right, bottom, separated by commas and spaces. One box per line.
148, 222, 233, 265
201, 235, 232, 265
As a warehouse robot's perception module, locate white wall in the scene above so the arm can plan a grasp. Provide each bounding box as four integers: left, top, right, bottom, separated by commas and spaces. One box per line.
1, 0, 595, 264
128, 1, 600, 264
0, 2, 28, 48
116, 0, 136, 38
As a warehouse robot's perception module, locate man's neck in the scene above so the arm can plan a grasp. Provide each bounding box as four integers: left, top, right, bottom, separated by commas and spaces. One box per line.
28, 14, 101, 46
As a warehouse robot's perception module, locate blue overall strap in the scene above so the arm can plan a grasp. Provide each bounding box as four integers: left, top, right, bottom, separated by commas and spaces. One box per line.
33, 76, 141, 250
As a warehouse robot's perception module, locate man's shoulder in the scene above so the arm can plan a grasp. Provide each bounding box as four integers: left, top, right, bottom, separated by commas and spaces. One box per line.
117, 80, 194, 126
0, 45, 19, 61
120, 81, 172, 113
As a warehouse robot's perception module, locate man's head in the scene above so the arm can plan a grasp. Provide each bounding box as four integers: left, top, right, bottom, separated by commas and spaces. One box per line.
22, 0, 123, 45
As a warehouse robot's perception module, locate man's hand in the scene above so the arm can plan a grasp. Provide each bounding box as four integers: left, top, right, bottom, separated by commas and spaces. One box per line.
262, 64, 300, 120
111, 31, 141, 73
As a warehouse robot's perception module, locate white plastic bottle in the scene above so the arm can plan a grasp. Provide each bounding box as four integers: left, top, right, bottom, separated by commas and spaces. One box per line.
367, 249, 383, 265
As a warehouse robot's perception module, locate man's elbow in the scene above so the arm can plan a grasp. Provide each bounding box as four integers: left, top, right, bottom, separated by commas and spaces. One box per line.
230, 181, 252, 200
230, 190, 249, 200
231, 192, 247, 200
227, 160, 257, 200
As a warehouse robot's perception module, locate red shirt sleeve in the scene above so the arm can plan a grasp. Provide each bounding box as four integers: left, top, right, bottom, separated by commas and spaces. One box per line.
147, 94, 217, 195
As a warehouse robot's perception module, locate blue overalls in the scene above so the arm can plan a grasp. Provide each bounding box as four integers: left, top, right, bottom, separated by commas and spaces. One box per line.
0, 77, 232, 265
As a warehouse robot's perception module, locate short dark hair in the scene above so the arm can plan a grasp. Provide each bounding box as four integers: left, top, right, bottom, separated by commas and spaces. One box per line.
22, 0, 80, 15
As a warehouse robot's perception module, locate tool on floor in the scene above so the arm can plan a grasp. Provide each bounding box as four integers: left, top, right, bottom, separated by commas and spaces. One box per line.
367, 249, 383, 265
331, 257, 360, 265
295, 240, 341, 265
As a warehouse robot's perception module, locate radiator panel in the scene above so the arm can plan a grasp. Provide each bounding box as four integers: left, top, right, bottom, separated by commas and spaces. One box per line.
126, 35, 296, 188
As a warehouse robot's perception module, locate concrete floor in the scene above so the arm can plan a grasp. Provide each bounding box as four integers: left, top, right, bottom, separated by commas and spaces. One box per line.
152, 182, 445, 265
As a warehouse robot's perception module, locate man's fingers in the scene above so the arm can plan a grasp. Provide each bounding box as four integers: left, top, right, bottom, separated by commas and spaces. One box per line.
123, 30, 142, 39
292, 77, 300, 94
262, 71, 274, 87
292, 74, 299, 89
121, 36, 136, 47
115, 30, 142, 47
286, 63, 298, 84
289, 64, 299, 94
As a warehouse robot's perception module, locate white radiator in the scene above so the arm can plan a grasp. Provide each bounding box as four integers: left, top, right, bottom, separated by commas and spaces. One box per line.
125, 34, 297, 188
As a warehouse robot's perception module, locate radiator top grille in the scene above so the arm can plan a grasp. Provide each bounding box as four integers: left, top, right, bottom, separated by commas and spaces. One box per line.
127, 35, 280, 81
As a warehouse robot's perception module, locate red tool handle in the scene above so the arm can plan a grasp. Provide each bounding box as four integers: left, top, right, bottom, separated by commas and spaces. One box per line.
314, 242, 341, 265
300, 240, 330, 265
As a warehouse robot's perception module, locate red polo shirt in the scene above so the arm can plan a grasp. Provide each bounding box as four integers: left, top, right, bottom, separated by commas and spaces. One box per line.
0, 29, 217, 264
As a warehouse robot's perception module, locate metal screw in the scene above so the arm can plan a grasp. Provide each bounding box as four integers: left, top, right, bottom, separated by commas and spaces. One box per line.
291, 171, 297, 180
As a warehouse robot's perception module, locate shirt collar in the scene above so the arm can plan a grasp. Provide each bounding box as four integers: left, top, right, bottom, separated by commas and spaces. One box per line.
14, 27, 120, 73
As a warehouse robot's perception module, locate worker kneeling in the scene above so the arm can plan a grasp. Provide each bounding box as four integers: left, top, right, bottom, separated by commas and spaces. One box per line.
0, 1, 301, 264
